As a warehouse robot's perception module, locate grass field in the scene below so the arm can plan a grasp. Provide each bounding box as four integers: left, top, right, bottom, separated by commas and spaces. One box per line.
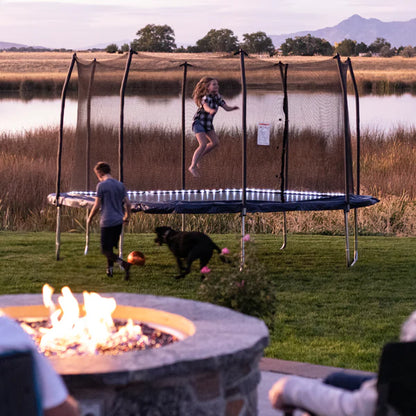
1, 231, 415, 372
1, 52, 416, 95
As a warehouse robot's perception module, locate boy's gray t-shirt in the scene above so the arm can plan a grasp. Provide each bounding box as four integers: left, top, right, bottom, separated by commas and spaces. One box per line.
96, 178, 127, 227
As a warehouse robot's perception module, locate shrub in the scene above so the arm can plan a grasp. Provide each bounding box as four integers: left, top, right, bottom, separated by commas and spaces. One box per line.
198, 236, 278, 326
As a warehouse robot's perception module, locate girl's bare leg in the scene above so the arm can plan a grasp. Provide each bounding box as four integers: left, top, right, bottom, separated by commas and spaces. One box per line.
189, 132, 208, 176
195, 130, 220, 169
200, 130, 219, 158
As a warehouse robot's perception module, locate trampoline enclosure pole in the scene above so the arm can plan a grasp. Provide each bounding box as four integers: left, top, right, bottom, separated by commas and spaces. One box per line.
237, 49, 248, 268
82, 59, 96, 257
347, 57, 360, 195
85, 59, 97, 191
119, 49, 136, 183
118, 49, 135, 257
278, 62, 289, 250
278, 62, 289, 199
55, 53, 76, 260
180, 62, 191, 190
335, 54, 354, 266
180, 62, 191, 231
347, 57, 360, 266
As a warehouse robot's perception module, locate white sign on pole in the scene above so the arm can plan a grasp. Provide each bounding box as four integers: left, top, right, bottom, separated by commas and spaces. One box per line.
257, 123, 270, 145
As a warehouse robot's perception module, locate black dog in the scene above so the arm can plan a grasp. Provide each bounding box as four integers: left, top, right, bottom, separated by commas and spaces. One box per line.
154, 226, 229, 280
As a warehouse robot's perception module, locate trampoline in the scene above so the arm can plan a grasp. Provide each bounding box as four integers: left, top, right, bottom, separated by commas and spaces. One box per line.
49, 189, 376, 215
48, 50, 379, 266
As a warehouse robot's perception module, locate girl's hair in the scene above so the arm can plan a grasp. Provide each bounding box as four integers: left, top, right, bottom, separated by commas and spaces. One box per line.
192, 77, 217, 106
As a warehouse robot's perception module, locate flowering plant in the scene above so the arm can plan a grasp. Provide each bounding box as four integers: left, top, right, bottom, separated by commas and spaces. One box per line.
221, 247, 230, 255
199, 240, 277, 325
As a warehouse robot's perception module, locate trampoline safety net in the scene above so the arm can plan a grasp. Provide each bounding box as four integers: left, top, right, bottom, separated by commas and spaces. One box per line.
55, 52, 374, 213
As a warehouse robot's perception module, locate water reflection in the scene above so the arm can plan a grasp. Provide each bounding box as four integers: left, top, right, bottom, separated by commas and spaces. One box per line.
0, 92, 415, 135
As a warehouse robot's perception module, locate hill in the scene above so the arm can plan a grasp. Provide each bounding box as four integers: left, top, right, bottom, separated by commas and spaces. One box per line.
270, 14, 416, 48
0, 41, 28, 49
0, 41, 48, 50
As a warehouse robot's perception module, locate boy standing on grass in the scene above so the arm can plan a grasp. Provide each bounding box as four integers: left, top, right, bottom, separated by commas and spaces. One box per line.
87, 161, 132, 280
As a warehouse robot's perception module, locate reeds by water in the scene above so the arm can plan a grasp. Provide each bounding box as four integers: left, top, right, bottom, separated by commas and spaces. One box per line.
0, 125, 415, 235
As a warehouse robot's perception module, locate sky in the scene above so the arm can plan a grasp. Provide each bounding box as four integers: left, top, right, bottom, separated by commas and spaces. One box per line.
1, 0, 416, 49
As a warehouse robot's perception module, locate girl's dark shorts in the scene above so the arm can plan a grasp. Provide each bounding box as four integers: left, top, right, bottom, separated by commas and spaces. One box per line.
101, 224, 123, 252
192, 120, 209, 134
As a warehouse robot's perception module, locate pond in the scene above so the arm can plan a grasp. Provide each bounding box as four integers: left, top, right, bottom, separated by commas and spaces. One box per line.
0, 91, 415, 135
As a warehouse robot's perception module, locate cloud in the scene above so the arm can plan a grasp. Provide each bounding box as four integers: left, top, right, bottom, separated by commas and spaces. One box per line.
1, 0, 416, 49
0, 2, 140, 48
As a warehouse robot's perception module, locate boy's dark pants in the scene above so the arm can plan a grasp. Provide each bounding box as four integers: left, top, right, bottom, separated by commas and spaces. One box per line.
101, 224, 123, 267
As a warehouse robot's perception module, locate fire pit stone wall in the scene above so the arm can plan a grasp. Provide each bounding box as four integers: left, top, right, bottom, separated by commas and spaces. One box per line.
0, 293, 269, 416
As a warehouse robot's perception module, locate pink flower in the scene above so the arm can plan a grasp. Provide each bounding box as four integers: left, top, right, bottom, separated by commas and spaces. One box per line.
243, 234, 251, 242
200, 266, 211, 274
236, 280, 245, 288
221, 247, 230, 255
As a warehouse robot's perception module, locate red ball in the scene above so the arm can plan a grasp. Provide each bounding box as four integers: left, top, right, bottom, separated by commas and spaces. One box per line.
127, 250, 145, 266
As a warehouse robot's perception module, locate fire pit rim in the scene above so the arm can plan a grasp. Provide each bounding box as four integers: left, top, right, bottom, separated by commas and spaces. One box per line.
0, 293, 269, 385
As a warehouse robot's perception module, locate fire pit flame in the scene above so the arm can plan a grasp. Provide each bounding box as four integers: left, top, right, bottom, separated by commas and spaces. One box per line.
22, 285, 158, 357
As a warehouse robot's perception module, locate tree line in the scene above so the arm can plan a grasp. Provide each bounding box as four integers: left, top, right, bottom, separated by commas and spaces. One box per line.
105, 24, 416, 58
106, 24, 273, 55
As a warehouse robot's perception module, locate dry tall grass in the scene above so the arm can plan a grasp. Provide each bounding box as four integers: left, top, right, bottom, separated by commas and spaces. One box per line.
0, 126, 415, 235
1, 52, 415, 233
1, 52, 416, 96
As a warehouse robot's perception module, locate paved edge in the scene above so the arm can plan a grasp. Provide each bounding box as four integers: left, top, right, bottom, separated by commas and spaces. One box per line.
260, 357, 376, 379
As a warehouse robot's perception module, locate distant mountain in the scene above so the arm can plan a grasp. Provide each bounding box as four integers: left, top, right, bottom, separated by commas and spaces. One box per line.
0, 41, 28, 49
270, 14, 416, 48
0, 41, 48, 50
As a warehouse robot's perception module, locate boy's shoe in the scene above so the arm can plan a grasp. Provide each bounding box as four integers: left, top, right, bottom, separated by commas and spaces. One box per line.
106, 267, 113, 277
121, 261, 131, 281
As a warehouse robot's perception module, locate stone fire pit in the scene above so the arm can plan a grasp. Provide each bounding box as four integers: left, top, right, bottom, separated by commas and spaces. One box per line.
0, 293, 269, 416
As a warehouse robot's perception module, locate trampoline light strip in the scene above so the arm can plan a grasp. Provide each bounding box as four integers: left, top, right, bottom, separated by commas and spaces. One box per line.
68, 188, 344, 196
67, 188, 344, 203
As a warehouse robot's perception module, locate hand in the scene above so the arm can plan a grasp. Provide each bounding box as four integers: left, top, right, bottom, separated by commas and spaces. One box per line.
269, 377, 289, 409
44, 395, 80, 416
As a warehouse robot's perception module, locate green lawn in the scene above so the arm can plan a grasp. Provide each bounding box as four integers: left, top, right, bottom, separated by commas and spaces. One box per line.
1, 231, 415, 372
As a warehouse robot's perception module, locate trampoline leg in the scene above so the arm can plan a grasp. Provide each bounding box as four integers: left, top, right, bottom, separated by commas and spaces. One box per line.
119, 226, 124, 262
55, 205, 61, 261
181, 213, 186, 231
351, 208, 359, 267
344, 210, 352, 267
280, 212, 287, 250
240, 208, 247, 271
84, 209, 89, 256
345, 209, 359, 267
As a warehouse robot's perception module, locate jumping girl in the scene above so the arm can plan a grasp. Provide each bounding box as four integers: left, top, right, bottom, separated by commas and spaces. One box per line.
188, 77, 239, 177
